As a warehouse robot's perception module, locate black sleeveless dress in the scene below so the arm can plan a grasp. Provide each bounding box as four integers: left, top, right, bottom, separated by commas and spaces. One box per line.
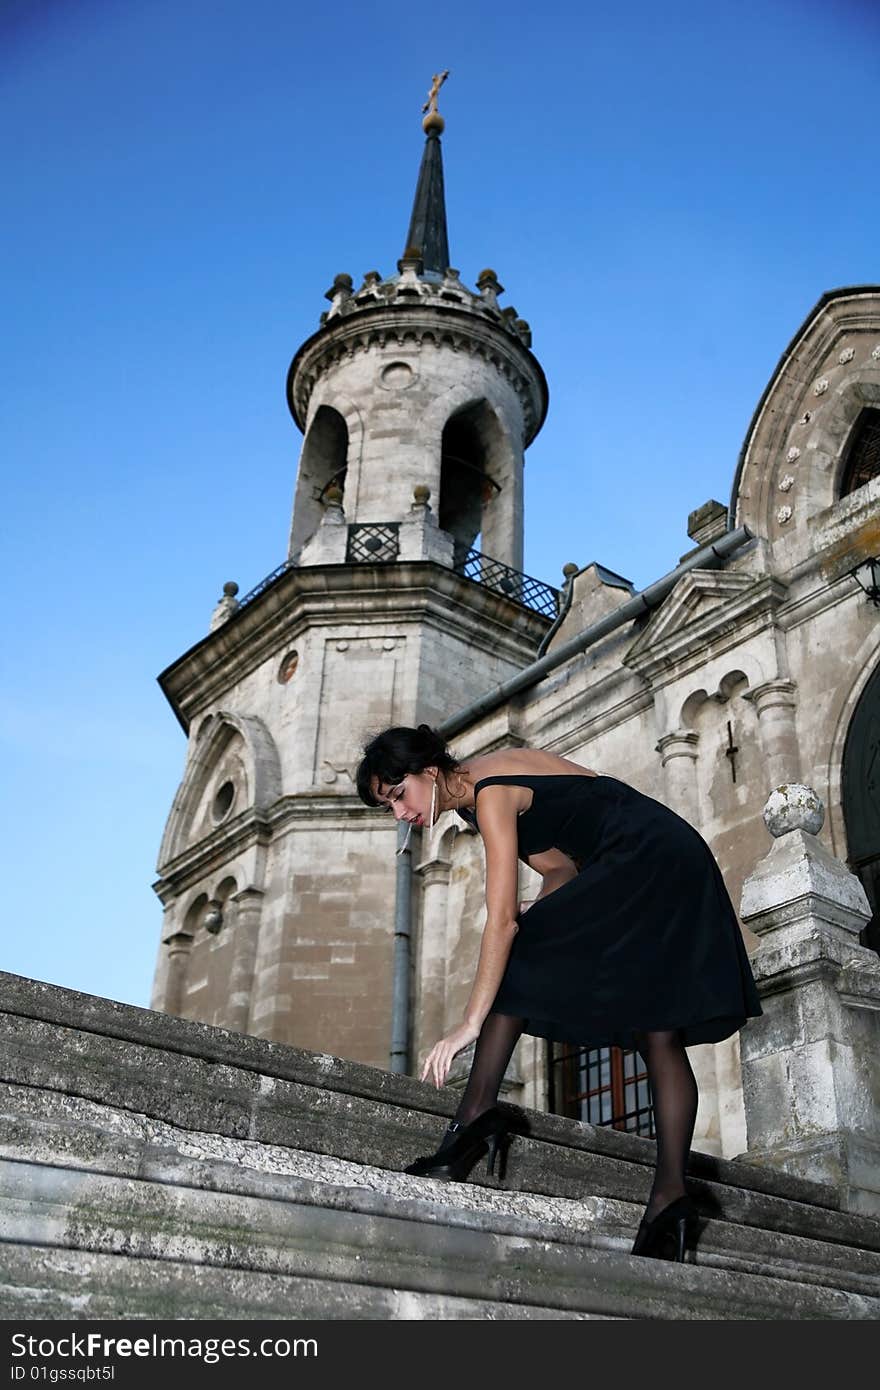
456, 774, 763, 1050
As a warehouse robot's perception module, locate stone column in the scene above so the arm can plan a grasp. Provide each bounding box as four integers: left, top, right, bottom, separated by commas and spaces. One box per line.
222, 888, 264, 1035
738, 783, 880, 1216
299, 487, 348, 565
159, 929, 194, 1018
414, 856, 452, 1065
742, 679, 800, 789
397, 486, 455, 565
655, 730, 700, 824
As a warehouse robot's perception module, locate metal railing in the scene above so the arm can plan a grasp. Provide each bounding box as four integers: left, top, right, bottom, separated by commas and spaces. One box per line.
234, 527, 560, 622
453, 541, 560, 618
236, 559, 294, 610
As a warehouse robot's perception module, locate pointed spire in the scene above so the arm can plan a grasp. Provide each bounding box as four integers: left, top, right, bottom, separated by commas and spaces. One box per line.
402, 72, 450, 277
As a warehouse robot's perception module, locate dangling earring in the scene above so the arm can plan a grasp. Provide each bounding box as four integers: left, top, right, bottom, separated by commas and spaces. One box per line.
396, 776, 437, 858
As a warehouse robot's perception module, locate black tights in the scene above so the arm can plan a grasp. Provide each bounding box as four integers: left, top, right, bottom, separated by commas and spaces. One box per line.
447, 1014, 698, 1220
632, 1027, 698, 1220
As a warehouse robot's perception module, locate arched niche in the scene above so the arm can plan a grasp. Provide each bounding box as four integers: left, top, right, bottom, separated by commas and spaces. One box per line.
183, 893, 209, 935
289, 404, 349, 560
439, 400, 509, 562
678, 670, 752, 728
159, 711, 282, 867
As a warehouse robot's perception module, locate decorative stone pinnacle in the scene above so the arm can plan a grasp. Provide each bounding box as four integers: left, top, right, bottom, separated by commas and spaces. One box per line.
762, 784, 825, 838
562, 562, 579, 580
323, 484, 344, 507
397, 245, 424, 276
421, 69, 449, 134
210, 581, 241, 632
324, 273, 353, 304
412, 485, 431, 506
476, 268, 504, 307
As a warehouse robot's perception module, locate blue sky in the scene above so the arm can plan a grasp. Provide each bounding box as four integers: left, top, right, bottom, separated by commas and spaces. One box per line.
2, 0, 878, 1011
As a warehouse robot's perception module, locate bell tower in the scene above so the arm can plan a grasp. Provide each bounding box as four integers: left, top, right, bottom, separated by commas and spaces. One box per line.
151, 83, 554, 1063
286, 78, 546, 574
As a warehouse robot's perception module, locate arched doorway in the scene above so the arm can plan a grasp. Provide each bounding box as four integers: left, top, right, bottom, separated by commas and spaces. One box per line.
841, 658, 880, 955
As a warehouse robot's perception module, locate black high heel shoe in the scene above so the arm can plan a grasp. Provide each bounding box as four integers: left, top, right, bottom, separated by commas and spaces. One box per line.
404, 1106, 524, 1182
630, 1194, 699, 1261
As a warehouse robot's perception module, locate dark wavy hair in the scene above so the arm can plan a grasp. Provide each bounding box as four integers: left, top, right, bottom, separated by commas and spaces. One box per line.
355, 724, 461, 808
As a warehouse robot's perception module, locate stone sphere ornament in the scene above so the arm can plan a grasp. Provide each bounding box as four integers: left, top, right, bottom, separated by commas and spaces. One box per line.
762, 784, 825, 838
203, 901, 224, 935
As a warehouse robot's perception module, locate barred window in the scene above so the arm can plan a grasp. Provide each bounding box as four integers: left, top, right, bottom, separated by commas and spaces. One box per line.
549, 1042, 654, 1135
840, 408, 880, 498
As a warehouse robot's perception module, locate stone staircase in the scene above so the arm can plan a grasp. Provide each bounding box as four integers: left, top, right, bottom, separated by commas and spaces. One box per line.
1, 972, 879, 1319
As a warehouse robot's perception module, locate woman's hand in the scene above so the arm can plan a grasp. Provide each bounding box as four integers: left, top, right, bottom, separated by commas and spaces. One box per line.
420, 1019, 482, 1088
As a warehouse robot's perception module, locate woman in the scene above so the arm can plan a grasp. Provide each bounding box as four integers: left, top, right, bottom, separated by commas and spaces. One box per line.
356, 723, 763, 1260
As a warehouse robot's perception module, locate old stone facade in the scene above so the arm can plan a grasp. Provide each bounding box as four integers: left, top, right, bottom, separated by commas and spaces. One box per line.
151, 110, 880, 1181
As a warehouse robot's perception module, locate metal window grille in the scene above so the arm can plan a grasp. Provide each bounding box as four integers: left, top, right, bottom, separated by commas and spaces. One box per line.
549, 1042, 655, 1136
346, 523, 400, 563
841, 408, 880, 497
453, 542, 560, 619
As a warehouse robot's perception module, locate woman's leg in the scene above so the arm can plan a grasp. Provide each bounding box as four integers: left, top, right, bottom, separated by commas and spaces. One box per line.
449, 1010, 525, 1130
633, 1026, 698, 1220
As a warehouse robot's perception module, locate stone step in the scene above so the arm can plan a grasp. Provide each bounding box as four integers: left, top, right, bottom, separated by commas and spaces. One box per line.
4, 1094, 880, 1306
3, 971, 880, 1319
2, 1129, 878, 1320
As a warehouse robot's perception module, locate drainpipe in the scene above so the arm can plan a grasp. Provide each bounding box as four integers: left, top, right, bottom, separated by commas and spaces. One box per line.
389, 522, 755, 1071
389, 818, 413, 1074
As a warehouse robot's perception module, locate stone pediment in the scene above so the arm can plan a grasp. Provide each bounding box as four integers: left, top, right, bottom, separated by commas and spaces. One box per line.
624, 569, 785, 679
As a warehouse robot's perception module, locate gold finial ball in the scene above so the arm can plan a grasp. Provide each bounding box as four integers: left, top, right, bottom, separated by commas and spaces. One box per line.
422, 111, 445, 135
413, 485, 431, 504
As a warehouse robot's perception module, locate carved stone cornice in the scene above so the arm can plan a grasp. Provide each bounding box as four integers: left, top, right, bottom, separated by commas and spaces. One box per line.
743, 679, 798, 718
287, 301, 548, 444
158, 560, 548, 732
153, 808, 273, 901
623, 571, 789, 687
415, 858, 453, 888
655, 730, 699, 765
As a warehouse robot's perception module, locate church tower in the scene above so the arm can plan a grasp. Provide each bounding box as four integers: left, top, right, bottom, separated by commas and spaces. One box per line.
151, 82, 553, 1064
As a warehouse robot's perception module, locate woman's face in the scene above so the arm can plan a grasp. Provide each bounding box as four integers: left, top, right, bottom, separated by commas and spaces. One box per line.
372, 769, 435, 826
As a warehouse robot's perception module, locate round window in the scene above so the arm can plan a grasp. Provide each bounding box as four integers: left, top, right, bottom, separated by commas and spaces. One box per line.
278, 650, 299, 684
212, 780, 236, 822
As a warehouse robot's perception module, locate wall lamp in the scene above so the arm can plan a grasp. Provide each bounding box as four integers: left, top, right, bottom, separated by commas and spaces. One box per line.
850, 557, 880, 607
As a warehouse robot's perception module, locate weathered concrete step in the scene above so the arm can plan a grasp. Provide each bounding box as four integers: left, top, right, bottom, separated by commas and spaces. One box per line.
2, 1154, 878, 1320
0, 972, 837, 1209
1, 975, 865, 1229
0, 1245, 603, 1321
4, 1098, 880, 1303
3, 1004, 878, 1256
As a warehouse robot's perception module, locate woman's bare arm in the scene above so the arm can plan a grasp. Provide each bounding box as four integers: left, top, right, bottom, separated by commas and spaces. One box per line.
461, 785, 521, 1030
521, 846, 580, 911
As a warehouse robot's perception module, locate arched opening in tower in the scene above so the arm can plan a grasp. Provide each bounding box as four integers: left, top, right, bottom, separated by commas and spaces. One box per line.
439, 403, 503, 564
842, 657, 880, 957
839, 406, 880, 499
289, 405, 349, 559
